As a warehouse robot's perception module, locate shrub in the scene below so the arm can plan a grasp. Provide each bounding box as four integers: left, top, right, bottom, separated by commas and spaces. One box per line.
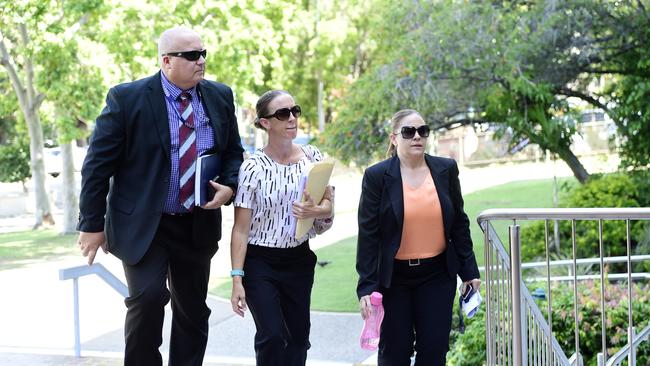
544, 280, 650, 366
0, 140, 30, 184
448, 281, 650, 366
448, 303, 487, 365
520, 173, 648, 266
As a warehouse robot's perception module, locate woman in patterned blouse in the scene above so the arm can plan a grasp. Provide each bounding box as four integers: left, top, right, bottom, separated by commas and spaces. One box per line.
229, 90, 334, 366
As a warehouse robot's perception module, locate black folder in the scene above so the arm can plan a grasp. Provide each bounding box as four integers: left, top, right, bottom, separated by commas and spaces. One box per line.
195, 153, 221, 206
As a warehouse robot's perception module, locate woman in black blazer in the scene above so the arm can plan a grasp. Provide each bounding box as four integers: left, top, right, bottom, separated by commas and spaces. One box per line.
356, 109, 480, 366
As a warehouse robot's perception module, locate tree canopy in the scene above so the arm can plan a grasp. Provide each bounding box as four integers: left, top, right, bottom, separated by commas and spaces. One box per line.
321, 0, 650, 182
0, 0, 648, 205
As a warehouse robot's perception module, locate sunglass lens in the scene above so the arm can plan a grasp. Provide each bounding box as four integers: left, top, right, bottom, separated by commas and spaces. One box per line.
291, 106, 301, 118
417, 126, 430, 137
276, 108, 291, 121
184, 50, 206, 61
401, 127, 416, 139
181, 51, 197, 61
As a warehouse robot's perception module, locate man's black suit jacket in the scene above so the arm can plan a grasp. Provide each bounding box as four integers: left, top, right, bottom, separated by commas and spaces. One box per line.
356, 154, 480, 298
77, 72, 244, 265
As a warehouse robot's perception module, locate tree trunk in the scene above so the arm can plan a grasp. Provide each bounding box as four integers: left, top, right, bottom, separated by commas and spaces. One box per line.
25, 110, 54, 227
1, 29, 53, 228
60, 142, 78, 234
557, 146, 590, 184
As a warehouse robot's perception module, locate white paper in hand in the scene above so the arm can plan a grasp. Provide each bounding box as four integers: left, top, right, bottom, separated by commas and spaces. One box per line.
462, 290, 482, 318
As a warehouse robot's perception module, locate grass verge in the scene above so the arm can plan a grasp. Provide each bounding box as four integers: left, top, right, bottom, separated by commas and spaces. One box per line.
0, 228, 77, 270
464, 177, 577, 263
0, 178, 576, 310
210, 236, 359, 312
210, 177, 577, 312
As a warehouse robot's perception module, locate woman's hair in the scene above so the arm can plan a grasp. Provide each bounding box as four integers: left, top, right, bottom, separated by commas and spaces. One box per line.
385, 109, 422, 158
254, 90, 291, 130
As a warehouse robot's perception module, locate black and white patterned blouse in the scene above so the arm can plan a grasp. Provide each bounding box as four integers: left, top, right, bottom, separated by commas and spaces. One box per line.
234, 144, 330, 248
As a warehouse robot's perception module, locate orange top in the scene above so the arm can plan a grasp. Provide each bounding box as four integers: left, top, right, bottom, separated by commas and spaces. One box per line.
395, 174, 447, 259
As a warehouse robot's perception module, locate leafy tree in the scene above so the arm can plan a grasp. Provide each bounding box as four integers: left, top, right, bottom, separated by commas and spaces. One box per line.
604, 13, 650, 169
322, 0, 650, 181
39, 39, 106, 234
0, 139, 31, 190
0, 0, 105, 228
0, 73, 19, 144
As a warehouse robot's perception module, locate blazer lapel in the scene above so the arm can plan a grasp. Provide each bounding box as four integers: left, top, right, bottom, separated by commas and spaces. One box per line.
385, 156, 404, 234
426, 155, 452, 238
147, 72, 171, 160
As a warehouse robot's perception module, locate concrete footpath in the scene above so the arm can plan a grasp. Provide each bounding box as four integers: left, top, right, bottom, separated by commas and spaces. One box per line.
0, 160, 585, 365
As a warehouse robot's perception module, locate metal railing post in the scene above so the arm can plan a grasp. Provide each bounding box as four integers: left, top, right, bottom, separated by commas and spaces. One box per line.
72, 277, 80, 358
477, 208, 650, 366
484, 221, 493, 365
510, 224, 523, 366
59, 263, 129, 358
626, 220, 635, 366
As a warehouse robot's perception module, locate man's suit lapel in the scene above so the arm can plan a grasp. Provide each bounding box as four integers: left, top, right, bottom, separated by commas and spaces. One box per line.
147, 72, 171, 160
385, 156, 404, 235
426, 155, 452, 238
197, 81, 224, 150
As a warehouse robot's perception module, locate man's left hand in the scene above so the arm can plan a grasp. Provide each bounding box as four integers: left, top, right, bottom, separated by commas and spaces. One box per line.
202, 181, 234, 209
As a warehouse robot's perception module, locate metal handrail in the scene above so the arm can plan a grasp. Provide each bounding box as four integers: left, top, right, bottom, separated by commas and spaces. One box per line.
59, 263, 128, 357
520, 255, 650, 269
605, 324, 650, 366
477, 207, 650, 221
483, 221, 570, 365
478, 207, 650, 366
478, 255, 650, 272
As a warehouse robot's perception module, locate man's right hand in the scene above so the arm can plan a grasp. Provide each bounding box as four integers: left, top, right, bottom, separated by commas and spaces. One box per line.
78, 231, 107, 265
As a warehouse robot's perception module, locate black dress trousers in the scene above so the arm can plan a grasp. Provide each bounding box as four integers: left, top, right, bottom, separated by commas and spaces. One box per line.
378, 253, 457, 366
122, 214, 217, 366
243, 242, 317, 366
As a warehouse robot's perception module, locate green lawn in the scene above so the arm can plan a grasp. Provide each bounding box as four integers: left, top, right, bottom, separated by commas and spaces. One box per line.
0, 229, 77, 270
210, 237, 360, 313
211, 177, 577, 312
0, 177, 576, 311
464, 177, 577, 265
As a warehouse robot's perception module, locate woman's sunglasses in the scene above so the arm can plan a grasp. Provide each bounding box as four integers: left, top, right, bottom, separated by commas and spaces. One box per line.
162, 49, 207, 61
398, 125, 430, 139
261, 105, 302, 121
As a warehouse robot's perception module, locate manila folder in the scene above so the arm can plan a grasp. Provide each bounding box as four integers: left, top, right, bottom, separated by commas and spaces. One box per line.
293, 160, 335, 239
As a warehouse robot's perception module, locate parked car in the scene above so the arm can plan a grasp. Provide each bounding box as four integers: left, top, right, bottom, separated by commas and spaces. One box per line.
43, 146, 87, 177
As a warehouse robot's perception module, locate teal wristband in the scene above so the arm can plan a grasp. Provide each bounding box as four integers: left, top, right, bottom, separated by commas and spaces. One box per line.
230, 269, 245, 277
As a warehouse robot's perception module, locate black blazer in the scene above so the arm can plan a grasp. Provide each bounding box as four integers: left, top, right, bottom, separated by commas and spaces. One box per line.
356, 154, 480, 298
78, 72, 244, 265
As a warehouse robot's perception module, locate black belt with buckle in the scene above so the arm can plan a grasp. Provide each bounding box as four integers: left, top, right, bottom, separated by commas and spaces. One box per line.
395, 257, 437, 266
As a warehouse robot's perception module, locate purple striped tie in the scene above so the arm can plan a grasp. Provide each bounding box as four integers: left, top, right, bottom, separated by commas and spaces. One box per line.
178, 92, 196, 210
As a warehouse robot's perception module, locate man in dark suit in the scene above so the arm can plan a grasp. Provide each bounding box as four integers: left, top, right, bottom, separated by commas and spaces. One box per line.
77, 26, 244, 366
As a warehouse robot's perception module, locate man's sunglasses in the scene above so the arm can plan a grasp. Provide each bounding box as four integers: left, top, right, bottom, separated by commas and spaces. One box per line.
398, 125, 431, 139
261, 105, 302, 121
162, 49, 207, 61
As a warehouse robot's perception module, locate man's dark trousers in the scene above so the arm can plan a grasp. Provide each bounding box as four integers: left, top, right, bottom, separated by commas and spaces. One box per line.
123, 214, 217, 366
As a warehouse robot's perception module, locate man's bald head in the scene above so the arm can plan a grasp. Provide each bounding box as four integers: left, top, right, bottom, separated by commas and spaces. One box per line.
158, 27, 201, 65
158, 27, 206, 90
